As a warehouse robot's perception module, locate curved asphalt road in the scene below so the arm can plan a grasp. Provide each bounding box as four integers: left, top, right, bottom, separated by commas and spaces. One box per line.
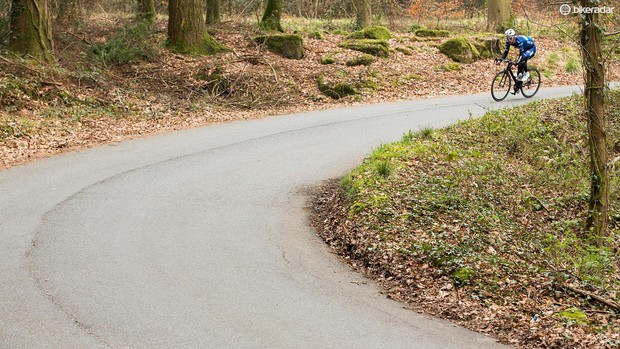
0, 86, 587, 348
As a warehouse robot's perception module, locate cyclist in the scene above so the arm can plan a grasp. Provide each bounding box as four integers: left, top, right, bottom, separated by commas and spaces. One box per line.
496, 29, 536, 89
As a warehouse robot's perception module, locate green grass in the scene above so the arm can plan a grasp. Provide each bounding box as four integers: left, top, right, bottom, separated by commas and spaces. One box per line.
565, 56, 581, 73
339, 90, 620, 344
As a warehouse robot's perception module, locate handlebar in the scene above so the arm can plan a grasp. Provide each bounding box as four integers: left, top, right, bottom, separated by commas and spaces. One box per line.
495, 58, 515, 66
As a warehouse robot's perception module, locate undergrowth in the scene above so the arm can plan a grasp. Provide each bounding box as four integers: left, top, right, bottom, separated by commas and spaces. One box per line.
340, 90, 620, 348
93, 20, 160, 65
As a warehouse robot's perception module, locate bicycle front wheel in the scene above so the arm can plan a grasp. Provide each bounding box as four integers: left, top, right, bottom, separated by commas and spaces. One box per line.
521, 68, 541, 98
491, 70, 512, 101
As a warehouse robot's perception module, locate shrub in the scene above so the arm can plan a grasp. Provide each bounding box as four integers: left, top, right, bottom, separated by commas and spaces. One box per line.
565, 56, 581, 73
93, 21, 159, 65
408, 24, 426, 33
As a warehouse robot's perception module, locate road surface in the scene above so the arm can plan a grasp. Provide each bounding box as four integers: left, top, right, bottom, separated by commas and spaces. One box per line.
0, 87, 587, 348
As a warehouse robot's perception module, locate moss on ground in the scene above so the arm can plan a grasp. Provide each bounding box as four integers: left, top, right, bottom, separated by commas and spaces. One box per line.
346, 54, 375, 66
321, 56, 335, 65
394, 47, 413, 56
317, 75, 359, 99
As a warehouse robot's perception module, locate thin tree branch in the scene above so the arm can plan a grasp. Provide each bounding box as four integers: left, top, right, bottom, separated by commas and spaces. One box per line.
561, 284, 620, 310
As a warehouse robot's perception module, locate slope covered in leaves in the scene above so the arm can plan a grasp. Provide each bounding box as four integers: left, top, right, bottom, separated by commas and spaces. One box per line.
312, 91, 620, 348
2, 15, 619, 169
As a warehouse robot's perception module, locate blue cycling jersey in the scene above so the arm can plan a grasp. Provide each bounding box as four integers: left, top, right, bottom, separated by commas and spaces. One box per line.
502, 35, 536, 59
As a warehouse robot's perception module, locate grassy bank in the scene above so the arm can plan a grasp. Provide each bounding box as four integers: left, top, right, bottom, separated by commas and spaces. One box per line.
314, 91, 620, 348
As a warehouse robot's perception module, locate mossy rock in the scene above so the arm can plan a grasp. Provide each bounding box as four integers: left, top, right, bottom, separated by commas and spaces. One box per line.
472, 35, 502, 59
339, 39, 390, 57
415, 29, 450, 37
395, 47, 413, 56
346, 54, 375, 66
347, 26, 392, 40
254, 34, 304, 59
321, 56, 335, 65
438, 36, 480, 63
309, 31, 324, 40
317, 75, 359, 99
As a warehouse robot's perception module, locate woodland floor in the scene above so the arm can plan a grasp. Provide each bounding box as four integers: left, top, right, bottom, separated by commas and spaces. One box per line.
2, 16, 618, 169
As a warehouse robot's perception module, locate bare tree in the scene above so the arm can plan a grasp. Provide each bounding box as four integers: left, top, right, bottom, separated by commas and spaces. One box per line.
260, 0, 283, 31
487, 0, 512, 32
56, 0, 82, 29
138, 0, 156, 22
579, 0, 608, 240
8, 0, 54, 60
167, 0, 226, 54
352, 0, 371, 29
206, 0, 221, 24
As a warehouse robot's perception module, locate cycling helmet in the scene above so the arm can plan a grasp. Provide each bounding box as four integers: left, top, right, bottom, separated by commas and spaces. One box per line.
505, 28, 516, 38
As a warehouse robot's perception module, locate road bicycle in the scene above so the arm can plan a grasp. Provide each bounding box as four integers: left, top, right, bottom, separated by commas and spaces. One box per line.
491, 59, 541, 101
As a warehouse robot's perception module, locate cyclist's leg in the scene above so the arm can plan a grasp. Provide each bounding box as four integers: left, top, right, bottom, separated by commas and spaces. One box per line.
516, 54, 528, 77
521, 48, 536, 74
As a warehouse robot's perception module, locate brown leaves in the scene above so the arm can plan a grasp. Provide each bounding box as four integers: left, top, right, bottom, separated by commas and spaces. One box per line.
2, 17, 620, 170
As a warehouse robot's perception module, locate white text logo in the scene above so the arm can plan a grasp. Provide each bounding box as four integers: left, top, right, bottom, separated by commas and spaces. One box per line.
560, 4, 614, 16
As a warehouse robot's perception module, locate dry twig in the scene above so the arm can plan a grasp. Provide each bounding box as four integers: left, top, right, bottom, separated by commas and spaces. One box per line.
561, 283, 620, 311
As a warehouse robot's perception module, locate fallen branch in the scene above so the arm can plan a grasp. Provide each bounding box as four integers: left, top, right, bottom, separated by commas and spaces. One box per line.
562, 283, 620, 311
0, 55, 44, 76
64, 31, 94, 46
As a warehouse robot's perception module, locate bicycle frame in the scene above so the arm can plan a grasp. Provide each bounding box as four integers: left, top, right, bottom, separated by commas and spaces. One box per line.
503, 61, 519, 87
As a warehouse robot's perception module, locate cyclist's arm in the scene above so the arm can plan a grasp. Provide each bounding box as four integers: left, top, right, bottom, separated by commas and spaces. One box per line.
501, 41, 510, 60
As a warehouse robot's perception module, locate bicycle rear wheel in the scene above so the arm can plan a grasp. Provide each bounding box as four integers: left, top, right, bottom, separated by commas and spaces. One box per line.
521, 68, 541, 98
491, 70, 511, 101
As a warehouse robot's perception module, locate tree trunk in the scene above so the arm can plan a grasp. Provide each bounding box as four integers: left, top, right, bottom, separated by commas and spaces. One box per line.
352, 0, 371, 29
580, 0, 608, 241
56, 0, 81, 30
260, 0, 283, 32
206, 0, 221, 24
167, 0, 227, 54
9, 0, 53, 60
487, 0, 512, 32
138, 0, 156, 22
